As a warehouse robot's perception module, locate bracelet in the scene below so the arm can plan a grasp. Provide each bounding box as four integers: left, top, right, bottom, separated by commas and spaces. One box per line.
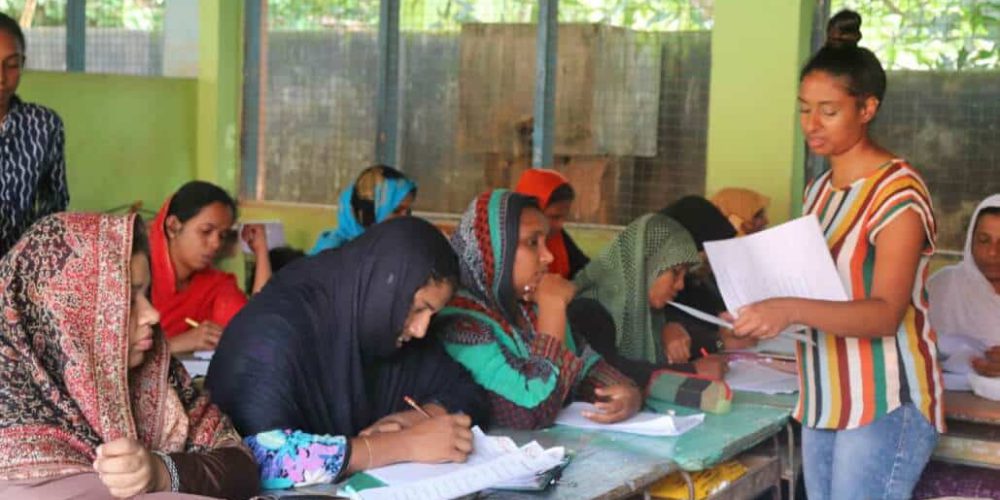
361, 436, 374, 470
152, 450, 180, 493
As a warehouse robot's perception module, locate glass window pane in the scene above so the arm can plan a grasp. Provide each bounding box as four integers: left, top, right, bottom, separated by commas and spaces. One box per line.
86, 0, 166, 76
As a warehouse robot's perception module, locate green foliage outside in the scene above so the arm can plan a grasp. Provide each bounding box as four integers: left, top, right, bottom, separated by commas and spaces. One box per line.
0, 0, 165, 30
0, 0, 995, 70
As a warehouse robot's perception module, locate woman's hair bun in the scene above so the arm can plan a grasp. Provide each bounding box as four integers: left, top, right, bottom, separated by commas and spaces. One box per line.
826, 9, 862, 49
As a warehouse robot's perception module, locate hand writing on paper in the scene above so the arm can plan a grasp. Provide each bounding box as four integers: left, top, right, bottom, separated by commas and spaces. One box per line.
93, 438, 168, 498
661, 323, 691, 363
402, 414, 474, 464
359, 404, 448, 436
168, 320, 223, 353
730, 299, 797, 340
584, 385, 641, 424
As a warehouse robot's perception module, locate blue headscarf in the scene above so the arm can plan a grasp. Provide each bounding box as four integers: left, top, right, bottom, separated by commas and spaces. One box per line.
310, 165, 417, 254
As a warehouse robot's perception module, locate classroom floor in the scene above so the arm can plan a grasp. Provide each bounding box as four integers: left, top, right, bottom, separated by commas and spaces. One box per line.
913, 460, 1000, 500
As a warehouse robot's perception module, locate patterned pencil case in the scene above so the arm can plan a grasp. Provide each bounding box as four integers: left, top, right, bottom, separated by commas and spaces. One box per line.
646, 369, 732, 414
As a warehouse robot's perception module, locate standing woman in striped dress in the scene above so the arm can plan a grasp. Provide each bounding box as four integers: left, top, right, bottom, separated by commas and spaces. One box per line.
731, 10, 942, 500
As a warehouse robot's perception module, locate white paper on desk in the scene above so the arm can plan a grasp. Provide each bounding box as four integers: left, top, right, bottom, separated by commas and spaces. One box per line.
555, 402, 704, 436
238, 220, 286, 254
181, 358, 210, 377
361, 426, 564, 499
704, 215, 849, 352
726, 359, 799, 394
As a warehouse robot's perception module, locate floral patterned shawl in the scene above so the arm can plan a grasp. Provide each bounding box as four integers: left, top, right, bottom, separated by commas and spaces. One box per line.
0, 213, 241, 480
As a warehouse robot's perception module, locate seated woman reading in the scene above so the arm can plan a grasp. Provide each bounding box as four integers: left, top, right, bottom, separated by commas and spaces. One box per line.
310, 165, 417, 254
0, 213, 257, 499
929, 194, 1000, 378
574, 213, 728, 385
660, 196, 755, 362
206, 217, 487, 490
151, 181, 271, 354
434, 190, 641, 430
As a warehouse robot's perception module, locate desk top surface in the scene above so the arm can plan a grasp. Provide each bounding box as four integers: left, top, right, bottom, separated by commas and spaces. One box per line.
944, 390, 1000, 425
274, 401, 791, 500
486, 401, 790, 499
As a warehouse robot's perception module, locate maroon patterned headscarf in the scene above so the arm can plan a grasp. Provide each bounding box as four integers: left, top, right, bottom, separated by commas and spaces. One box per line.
0, 213, 241, 481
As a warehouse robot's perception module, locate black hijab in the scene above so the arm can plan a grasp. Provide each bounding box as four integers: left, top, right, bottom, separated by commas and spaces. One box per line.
660, 196, 736, 250
206, 217, 486, 436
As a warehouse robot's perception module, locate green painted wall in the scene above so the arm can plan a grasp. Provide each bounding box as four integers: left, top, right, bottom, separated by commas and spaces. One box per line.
197, 0, 243, 193
18, 72, 197, 214
705, 0, 815, 223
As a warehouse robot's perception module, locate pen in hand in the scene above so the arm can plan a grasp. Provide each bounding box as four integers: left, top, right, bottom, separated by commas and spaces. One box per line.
403, 396, 432, 419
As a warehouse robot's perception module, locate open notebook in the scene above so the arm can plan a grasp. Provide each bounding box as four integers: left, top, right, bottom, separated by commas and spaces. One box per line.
343, 427, 566, 499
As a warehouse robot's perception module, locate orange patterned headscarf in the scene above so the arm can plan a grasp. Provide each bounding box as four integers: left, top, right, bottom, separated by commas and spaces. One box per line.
0, 213, 242, 481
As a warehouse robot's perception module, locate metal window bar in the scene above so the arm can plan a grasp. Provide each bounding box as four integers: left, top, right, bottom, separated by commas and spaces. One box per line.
66, 0, 85, 71
532, 0, 557, 168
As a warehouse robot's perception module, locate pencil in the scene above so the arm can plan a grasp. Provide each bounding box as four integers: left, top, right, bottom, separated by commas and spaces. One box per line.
184, 318, 200, 329
403, 396, 432, 419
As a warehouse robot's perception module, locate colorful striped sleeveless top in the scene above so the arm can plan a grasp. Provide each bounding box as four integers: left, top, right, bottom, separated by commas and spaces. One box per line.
797, 159, 944, 432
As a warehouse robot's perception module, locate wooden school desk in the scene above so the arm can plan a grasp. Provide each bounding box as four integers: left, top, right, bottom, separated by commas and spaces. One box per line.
273, 401, 790, 500
933, 390, 1000, 469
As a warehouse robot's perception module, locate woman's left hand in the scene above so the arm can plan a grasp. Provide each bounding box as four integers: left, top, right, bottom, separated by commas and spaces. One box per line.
93, 438, 168, 498
584, 385, 642, 423
732, 299, 797, 340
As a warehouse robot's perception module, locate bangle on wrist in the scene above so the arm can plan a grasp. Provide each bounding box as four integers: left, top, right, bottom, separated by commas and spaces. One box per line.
151, 451, 180, 493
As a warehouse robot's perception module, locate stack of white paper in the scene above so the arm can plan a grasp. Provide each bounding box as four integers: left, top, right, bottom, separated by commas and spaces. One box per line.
554, 402, 704, 436
704, 215, 849, 352
725, 359, 799, 394
358, 427, 564, 500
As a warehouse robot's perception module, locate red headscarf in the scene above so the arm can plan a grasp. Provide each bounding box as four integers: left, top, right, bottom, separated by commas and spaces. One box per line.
0, 213, 241, 481
514, 169, 573, 278
150, 198, 247, 337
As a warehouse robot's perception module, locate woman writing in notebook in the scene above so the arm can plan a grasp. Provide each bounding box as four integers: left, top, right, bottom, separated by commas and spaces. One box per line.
206, 217, 487, 490
730, 11, 942, 500
151, 181, 272, 354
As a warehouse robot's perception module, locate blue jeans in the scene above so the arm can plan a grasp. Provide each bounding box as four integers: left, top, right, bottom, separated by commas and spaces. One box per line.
802, 404, 938, 500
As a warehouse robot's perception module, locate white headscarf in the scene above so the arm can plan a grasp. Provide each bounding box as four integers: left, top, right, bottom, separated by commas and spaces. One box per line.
928, 194, 1000, 348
